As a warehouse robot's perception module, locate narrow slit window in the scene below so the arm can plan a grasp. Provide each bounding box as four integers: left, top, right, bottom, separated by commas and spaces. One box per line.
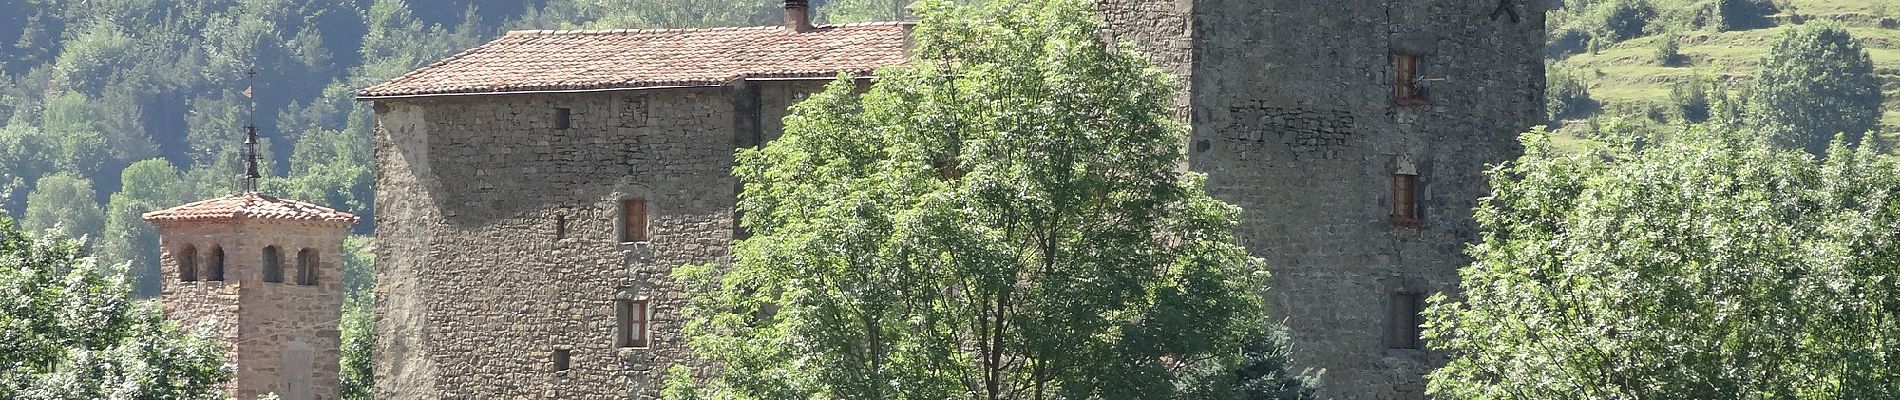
552, 349, 571, 372
262, 246, 283, 283
206, 247, 226, 281
1394, 54, 1426, 106
621, 198, 648, 243
1391, 173, 1422, 227
1387, 292, 1425, 349
555, 214, 568, 239
554, 108, 572, 129
178, 245, 198, 282
617, 299, 650, 348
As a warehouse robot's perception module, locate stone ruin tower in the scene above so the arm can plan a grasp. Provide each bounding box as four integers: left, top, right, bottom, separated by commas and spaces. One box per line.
144, 192, 358, 400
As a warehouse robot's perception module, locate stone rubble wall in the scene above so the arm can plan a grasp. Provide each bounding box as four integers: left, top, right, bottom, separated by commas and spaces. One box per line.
372, 81, 832, 399
1184, 0, 1545, 398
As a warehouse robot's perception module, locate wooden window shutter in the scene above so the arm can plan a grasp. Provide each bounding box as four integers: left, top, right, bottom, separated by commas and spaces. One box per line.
631, 300, 650, 348
1394, 54, 1425, 106
1392, 174, 1422, 227
622, 198, 647, 242
615, 299, 632, 347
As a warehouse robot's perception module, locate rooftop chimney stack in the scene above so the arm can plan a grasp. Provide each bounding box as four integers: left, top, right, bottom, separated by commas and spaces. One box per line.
785, 0, 814, 33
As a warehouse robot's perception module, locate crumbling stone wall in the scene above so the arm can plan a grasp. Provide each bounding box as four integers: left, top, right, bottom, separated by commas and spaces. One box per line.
157, 220, 348, 400
372, 81, 830, 399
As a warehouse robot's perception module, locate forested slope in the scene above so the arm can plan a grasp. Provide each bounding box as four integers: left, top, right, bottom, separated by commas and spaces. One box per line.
0, 0, 909, 295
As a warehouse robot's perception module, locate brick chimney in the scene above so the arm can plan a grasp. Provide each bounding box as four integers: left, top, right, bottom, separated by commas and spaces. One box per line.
784, 0, 814, 32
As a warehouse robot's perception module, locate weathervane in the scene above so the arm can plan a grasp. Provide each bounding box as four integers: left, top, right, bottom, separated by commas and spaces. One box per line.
241, 67, 260, 192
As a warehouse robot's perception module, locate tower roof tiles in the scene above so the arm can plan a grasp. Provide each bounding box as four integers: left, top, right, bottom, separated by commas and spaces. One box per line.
356, 22, 912, 99
142, 192, 359, 224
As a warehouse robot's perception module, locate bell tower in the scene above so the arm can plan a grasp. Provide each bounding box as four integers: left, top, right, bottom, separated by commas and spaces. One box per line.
144, 193, 356, 400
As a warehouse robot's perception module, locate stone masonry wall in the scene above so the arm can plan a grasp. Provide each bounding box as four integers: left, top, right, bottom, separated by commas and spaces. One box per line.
372, 81, 831, 399
157, 219, 348, 400
1184, 0, 1545, 398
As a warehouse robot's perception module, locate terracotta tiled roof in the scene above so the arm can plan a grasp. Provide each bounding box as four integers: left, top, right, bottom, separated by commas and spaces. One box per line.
356, 22, 912, 98
143, 192, 359, 224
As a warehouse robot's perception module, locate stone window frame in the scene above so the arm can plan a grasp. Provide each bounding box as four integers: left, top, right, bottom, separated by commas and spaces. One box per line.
262, 246, 284, 283
1385, 290, 1426, 350
177, 244, 198, 282
615, 296, 653, 349
296, 248, 319, 286
205, 246, 226, 282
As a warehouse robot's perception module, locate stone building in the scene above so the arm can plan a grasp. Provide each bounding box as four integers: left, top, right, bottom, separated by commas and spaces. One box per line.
144, 192, 358, 400
360, 0, 1544, 398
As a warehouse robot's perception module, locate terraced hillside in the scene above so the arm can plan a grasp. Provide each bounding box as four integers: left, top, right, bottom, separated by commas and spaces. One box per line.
1549, 0, 1900, 133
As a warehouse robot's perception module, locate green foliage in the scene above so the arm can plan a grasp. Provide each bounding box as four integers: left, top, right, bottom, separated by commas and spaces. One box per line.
1716, 0, 1778, 31
338, 292, 373, 400
664, 0, 1298, 398
0, 216, 232, 398
1548, 68, 1599, 122
1667, 73, 1715, 123
1196, 326, 1321, 400
23, 173, 103, 245
1592, 0, 1659, 42
1653, 29, 1682, 65
1425, 125, 1900, 399
1746, 23, 1883, 154
99, 159, 183, 297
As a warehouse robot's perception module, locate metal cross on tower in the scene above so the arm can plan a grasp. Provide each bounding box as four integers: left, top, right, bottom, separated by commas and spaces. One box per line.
241, 67, 261, 192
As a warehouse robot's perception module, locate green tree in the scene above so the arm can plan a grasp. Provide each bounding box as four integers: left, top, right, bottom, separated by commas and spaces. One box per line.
664, 1, 1306, 399
100, 158, 184, 297
0, 216, 232, 398
337, 292, 373, 400
1746, 23, 1883, 155
1424, 126, 1900, 399
22, 173, 104, 245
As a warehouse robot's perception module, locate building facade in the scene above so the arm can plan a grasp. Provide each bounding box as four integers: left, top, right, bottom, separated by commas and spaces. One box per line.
145, 192, 358, 400
363, 1, 1544, 398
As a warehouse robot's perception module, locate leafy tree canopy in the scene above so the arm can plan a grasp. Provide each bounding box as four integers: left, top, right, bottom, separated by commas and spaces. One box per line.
0, 216, 231, 399
1426, 124, 1900, 399
1745, 23, 1882, 155
664, 1, 1313, 399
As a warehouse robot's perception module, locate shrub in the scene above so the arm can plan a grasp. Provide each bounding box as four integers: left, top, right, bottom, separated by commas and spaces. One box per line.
1716, 0, 1777, 31
1654, 30, 1683, 65
1591, 0, 1657, 42
1547, 70, 1598, 122
1669, 76, 1712, 123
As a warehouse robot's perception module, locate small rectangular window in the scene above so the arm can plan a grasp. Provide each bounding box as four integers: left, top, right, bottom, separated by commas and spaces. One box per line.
1391, 173, 1422, 227
617, 299, 650, 348
1387, 292, 1424, 349
555, 214, 567, 239
554, 108, 572, 129
621, 198, 648, 243
1394, 54, 1426, 106
551, 349, 571, 371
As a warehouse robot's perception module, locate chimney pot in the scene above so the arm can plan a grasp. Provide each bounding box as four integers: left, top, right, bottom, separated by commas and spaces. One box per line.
784, 0, 814, 32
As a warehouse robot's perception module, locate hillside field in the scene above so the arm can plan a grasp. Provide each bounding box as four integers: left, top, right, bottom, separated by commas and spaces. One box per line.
1551, 0, 1900, 134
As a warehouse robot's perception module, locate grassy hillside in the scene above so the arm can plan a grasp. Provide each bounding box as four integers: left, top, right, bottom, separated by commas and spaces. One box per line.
1550, 0, 1900, 133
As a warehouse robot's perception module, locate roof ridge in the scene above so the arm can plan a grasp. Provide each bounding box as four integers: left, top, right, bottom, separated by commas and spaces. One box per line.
502, 21, 913, 37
